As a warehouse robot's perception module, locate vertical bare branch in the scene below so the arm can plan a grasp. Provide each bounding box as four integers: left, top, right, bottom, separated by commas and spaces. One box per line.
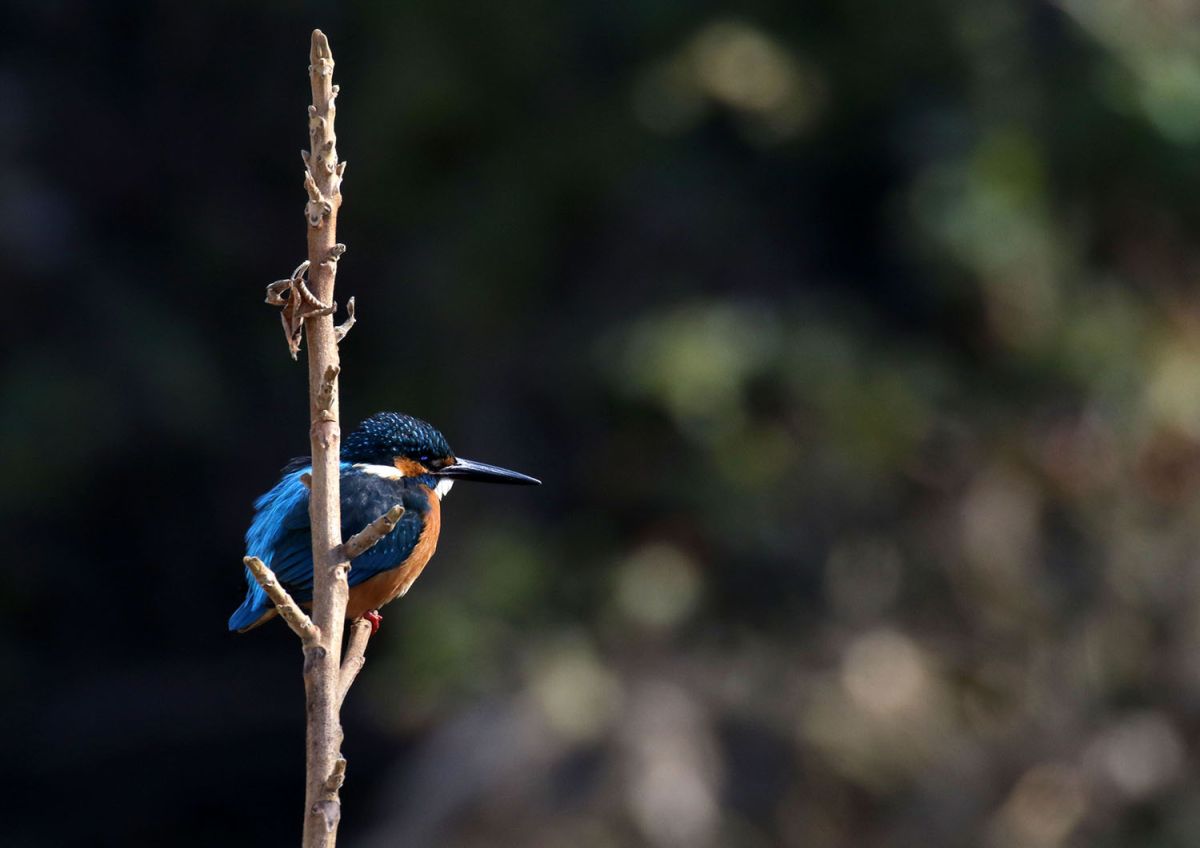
256, 30, 378, 846
301, 28, 351, 848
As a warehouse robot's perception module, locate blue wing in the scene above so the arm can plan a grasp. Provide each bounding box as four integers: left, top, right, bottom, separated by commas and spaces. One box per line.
229, 463, 430, 631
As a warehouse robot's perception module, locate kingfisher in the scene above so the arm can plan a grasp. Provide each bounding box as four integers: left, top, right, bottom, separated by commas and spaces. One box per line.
229, 411, 539, 633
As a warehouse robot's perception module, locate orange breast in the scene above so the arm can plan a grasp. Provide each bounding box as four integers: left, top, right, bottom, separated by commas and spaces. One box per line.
346, 485, 442, 620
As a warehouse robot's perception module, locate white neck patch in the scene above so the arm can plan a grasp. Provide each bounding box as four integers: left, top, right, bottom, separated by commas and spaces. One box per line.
355, 463, 404, 479
355, 462, 453, 499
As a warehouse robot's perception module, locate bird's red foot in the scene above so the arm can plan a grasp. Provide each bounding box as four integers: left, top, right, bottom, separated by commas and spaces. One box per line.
364, 609, 383, 634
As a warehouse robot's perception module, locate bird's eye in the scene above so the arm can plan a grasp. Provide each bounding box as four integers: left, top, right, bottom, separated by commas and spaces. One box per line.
418, 455, 430, 462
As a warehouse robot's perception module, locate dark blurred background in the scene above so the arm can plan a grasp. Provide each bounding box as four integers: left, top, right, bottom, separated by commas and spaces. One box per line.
6, 1, 1200, 845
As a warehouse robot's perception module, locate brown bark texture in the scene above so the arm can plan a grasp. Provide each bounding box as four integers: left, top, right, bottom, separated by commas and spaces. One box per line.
300, 27, 350, 848
244, 30, 404, 848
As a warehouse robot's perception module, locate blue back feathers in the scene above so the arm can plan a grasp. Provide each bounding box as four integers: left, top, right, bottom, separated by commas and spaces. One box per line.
229, 467, 312, 630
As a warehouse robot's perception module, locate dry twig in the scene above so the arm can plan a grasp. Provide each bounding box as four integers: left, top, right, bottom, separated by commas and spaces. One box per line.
337, 618, 373, 708
243, 556, 319, 646
341, 504, 405, 560
334, 297, 356, 342
266, 260, 335, 360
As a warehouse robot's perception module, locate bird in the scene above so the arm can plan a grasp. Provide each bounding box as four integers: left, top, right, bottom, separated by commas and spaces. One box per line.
230, 411, 539, 633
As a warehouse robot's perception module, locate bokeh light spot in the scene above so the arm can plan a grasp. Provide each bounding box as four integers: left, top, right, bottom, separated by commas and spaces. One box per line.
841, 629, 929, 719
528, 633, 622, 743
614, 543, 703, 630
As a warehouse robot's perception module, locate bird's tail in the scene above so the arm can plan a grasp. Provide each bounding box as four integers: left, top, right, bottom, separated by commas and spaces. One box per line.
228, 593, 271, 632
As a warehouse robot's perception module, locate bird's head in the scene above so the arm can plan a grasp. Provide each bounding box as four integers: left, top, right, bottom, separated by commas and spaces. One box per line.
342, 412, 540, 494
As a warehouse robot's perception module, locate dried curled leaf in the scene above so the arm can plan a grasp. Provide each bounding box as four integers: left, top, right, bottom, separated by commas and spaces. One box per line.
265, 260, 333, 359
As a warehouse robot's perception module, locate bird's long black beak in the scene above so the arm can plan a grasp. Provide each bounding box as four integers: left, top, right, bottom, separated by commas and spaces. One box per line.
436, 457, 541, 485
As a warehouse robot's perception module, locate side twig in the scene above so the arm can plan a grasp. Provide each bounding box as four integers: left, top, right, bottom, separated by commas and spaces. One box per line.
244, 556, 320, 646
334, 297, 356, 342
341, 504, 405, 560
337, 618, 373, 708
331, 505, 401, 709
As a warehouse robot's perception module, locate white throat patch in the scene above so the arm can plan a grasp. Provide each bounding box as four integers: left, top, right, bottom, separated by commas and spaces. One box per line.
434, 478, 455, 500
